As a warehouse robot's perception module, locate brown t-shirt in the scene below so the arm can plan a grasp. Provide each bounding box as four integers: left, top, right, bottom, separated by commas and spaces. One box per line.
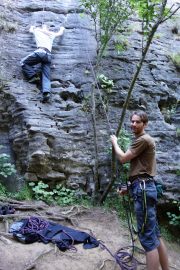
129, 133, 156, 177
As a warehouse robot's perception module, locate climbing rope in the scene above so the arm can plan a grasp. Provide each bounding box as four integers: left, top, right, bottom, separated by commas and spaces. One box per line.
41, 0, 46, 25
20, 216, 49, 234
99, 241, 145, 270
73, 7, 145, 269
74, 8, 113, 135
124, 179, 150, 236
19, 216, 77, 252
85, 49, 114, 135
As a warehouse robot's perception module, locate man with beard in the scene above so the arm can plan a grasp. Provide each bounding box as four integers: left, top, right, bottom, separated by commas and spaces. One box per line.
111, 111, 169, 270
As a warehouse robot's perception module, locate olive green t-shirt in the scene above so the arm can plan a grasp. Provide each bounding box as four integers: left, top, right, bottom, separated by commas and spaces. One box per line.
129, 133, 156, 177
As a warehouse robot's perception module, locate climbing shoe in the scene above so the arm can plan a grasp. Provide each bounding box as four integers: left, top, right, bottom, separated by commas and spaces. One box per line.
42, 92, 51, 102
28, 75, 40, 84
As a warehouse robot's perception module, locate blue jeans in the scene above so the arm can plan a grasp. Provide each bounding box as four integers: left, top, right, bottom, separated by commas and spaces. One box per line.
21, 48, 52, 93
130, 180, 161, 252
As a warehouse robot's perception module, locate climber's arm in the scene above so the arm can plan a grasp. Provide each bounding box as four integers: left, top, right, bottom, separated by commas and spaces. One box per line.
29, 26, 35, 33
54, 26, 65, 37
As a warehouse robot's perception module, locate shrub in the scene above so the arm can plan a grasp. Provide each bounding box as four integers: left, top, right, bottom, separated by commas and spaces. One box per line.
0, 182, 7, 196
29, 181, 78, 206
0, 148, 16, 178
12, 184, 33, 201
167, 200, 180, 227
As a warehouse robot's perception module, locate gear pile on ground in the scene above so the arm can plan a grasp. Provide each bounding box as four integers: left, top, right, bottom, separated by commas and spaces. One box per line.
0, 198, 179, 270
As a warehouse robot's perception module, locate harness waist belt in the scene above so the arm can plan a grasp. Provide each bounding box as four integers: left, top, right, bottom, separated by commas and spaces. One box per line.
129, 173, 154, 183
38, 47, 51, 53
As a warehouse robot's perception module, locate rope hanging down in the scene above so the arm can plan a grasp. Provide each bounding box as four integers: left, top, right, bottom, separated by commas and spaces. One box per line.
74, 8, 113, 135
41, 0, 46, 25
74, 6, 146, 270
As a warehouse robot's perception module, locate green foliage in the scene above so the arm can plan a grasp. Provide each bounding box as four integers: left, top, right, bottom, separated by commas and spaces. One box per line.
176, 128, 180, 138
108, 128, 131, 156
167, 200, 180, 227
81, 94, 92, 112
153, 33, 163, 39
80, 0, 171, 63
129, 0, 164, 35
108, 129, 132, 184
97, 74, 114, 111
118, 129, 132, 182
114, 36, 129, 54
0, 182, 33, 201
80, 0, 132, 62
29, 181, 78, 206
0, 182, 7, 196
103, 194, 127, 222
54, 185, 77, 206
161, 104, 177, 124
97, 74, 114, 91
117, 128, 132, 152
12, 184, 33, 201
0, 148, 16, 178
170, 53, 180, 70
29, 181, 54, 204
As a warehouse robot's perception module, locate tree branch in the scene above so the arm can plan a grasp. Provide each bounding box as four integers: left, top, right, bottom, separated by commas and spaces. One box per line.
160, 6, 180, 24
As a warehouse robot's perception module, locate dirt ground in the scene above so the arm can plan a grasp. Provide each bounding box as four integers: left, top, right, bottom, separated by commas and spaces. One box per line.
0, 200, 179, 270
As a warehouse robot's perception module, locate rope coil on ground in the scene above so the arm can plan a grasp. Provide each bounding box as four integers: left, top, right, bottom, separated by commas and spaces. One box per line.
100, 241, 145, 270
20, 216, 49, 234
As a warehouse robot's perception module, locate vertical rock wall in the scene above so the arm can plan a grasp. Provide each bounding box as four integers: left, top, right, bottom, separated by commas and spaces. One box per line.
0, 0, 179, 201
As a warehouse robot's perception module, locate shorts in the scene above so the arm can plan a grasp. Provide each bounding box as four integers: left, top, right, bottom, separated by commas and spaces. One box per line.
130, 179, 161, 252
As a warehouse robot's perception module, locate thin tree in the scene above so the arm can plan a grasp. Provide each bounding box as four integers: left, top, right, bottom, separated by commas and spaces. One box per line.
99, 0, 180, 203
80, 0, 132, 203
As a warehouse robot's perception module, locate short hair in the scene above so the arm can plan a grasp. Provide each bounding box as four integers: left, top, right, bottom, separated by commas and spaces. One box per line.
130, 111, 148, 124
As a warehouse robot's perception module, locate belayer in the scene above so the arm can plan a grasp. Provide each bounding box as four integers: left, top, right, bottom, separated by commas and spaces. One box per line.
21, 24, 65, 102
111, 111, 169, 270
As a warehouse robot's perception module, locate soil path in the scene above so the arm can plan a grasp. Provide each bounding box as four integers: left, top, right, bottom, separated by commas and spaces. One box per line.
0, 201, 179, 270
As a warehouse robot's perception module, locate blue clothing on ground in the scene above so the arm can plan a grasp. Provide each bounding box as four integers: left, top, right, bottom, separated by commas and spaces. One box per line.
9, 217, 99, 251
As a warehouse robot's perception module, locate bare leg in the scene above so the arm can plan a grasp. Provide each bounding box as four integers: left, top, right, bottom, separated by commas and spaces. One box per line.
146, 248, 159, 270
158, 238, 169, 270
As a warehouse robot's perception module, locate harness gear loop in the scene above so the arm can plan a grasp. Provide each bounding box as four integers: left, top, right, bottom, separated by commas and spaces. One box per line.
139, 180, 148, 234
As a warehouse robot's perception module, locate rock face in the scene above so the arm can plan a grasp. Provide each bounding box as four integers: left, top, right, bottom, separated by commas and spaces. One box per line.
0, 0, 179, 201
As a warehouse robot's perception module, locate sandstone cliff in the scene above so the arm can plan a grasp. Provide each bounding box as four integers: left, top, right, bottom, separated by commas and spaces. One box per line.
0, 0, 179, 202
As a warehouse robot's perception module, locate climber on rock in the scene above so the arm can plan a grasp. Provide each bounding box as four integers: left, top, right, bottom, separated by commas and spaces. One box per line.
20, 24, 65, 102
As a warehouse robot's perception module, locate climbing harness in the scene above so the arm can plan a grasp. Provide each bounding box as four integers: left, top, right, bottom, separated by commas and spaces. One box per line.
139, 180, 148, 233
122, 179, 148, 235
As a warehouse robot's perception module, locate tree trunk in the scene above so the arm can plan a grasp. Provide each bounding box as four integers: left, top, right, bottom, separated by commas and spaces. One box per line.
99, 1, 168, 203
91, 84, 100, 204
